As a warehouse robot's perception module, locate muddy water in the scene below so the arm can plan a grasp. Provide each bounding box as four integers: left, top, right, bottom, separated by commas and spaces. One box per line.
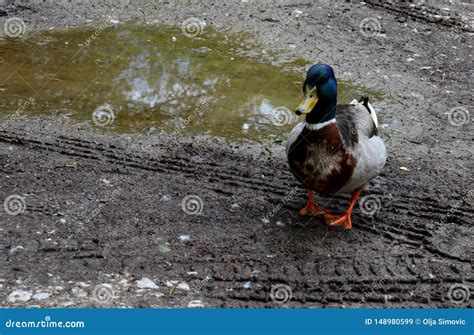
0, 24, 382, 142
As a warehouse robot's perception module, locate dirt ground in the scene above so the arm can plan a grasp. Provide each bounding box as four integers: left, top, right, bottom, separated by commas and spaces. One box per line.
0, 0, 473, 308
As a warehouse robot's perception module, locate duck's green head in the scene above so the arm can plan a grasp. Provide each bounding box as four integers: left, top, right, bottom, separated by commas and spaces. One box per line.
295, 64, 337, 123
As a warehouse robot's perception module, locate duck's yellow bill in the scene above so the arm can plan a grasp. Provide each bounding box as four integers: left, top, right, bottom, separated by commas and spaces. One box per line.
295, 92, 318, 115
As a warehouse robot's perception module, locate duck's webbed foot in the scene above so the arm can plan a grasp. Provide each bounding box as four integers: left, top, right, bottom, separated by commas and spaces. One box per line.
299, 190, 331, 217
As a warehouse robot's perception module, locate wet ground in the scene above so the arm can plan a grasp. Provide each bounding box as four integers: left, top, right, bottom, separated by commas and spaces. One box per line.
0, 0, 473, 308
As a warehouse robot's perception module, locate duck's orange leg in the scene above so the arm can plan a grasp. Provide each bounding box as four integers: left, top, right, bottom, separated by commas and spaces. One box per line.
299, 190, 331, 217
323, 188, 363, 230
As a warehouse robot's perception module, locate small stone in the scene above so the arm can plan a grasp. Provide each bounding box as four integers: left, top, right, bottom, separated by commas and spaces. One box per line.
187, 271, 198, 277
71, 288, 88, 298
171, 36, 177, 42
159, 243, 171, 253
160, 195, 171, 202
9, 246, 24, 255
100, 178, 111, 185
137, 278, 159, 289
179, 235, 190, 242
400, 166, 409, 171
7, 290, 33, 303
407, 58, 415, 62
61, 301, 75, 307
188, 300, 205, 308
32, 292, 50, 301
166, 280, 179, 287
243, 281, 252, 289
292, 9, 303, 17
177, 282, 190, 291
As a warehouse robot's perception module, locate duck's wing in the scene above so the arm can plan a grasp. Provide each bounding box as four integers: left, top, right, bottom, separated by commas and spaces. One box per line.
335, 97, 379, 145
336, 97, 387, 193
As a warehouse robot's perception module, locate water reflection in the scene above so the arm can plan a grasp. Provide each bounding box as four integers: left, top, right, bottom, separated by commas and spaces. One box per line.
0, 25, 382, 142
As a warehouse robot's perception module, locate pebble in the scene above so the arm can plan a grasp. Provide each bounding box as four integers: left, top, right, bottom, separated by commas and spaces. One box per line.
166, 280, 179, 287
159, 243, 171, 253
166, 280, 190, 291
179, 235, 191, 241
188, 300, 205, 308
136, 277, 159, 289
100, 178, 111, 185
243, 281, 252, 289
292, 9, 303, 17
7, 290, 33, 303
61, 301, 75, 307
9, 246, 24, 255
32, 292, 50, 300
160, 195, 171, 202
187, 271, 198, 277
71, 288, 88, 298
177, 282, 190, 291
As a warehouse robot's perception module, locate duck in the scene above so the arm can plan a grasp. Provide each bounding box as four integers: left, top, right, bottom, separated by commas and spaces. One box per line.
286, 64, 387, 229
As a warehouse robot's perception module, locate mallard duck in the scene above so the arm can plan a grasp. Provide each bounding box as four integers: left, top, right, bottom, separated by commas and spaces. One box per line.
287, 64, 387, 229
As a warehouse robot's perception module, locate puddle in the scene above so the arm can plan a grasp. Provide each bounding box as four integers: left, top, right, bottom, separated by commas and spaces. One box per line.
0, 24, 383, 142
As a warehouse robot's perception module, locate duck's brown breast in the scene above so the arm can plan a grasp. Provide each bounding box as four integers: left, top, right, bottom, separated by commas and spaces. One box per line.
287, 124, 356, 195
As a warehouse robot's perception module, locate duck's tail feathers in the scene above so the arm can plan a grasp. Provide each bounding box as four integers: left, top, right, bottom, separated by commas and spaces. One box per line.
350, 96, 379, 128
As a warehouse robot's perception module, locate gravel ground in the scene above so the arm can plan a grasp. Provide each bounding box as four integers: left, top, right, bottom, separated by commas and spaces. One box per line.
0, 0, 472, 308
